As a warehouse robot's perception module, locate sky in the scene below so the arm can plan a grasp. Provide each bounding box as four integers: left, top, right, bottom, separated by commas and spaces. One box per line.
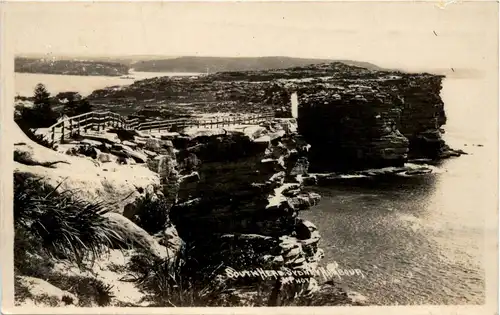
5, 1, 499, 73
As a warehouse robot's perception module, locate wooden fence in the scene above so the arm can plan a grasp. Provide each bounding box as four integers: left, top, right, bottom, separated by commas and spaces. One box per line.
46, 111, 275, 144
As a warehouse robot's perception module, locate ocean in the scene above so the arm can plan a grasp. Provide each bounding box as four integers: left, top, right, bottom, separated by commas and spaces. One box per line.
301, 74, 498, 305
14, 71, 201, 97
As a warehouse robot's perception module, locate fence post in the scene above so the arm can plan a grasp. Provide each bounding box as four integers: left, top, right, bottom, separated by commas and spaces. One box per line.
61, 122, 65, 142
51, 126, 55, 144
69, 118, 73, 137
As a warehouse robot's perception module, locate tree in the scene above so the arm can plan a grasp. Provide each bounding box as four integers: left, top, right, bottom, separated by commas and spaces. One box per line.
76, 98, 92, 114
31, 83, 56, 127
33, 83, 51, 107
63, 93, 92, 116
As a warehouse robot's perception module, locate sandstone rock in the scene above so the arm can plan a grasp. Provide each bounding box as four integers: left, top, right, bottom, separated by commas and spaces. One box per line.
97, 152, 113, 163
346, 291, 369, 306
16, 276, 78, 306
289, 192, 321, 211
147, 154, 178, 179
143, 149, 158, 158
121, 145, 148, 163
14, 123, 160, 214
144, 138, 163, 152
242, 126, 268, 140
122, 140, 137, 148
103, 212, 177, 261
179, 171, 200, 184
160, 132, 180, 140
155, 225, 184, 254
82, 133, 121, 145
81, 139, 103, 147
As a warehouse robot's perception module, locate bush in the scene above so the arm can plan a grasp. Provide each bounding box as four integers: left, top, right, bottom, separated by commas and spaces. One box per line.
132, 193, 171, 235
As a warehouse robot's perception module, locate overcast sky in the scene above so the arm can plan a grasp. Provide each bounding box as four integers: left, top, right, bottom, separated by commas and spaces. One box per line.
6, 1, 498, 73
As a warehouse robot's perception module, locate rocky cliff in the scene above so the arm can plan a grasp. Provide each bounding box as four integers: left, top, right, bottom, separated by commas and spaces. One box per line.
168, 120, 326, 300
296, 72, 457, 171
87, 62, 461, 171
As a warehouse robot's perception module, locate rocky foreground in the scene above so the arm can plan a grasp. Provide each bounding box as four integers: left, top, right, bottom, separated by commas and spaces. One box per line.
13, 118, 367, 307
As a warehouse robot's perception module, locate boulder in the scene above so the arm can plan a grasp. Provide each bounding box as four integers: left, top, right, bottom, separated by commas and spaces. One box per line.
15, 276, 78, 306
143, 149, 158, 158
144, 138, 163, 152
102, 212, 177, 261
154, 225, 184, 254
81, 139, 103, 147
13, 123, 160, 214
122, 140, 137, 148
82, 133, 120, 145
147, 154, 178, 179
96, 152, 113, 163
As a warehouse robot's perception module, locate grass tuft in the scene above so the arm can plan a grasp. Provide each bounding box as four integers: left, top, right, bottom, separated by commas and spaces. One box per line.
14, 172, 124, 265
125, 250, 236, 307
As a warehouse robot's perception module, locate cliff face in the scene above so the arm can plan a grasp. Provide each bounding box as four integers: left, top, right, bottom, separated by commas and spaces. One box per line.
169, 120, 325, 298
297, 73, 451, 171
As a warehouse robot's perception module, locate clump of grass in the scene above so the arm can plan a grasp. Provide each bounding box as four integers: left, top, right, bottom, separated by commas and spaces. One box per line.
14, 172, 124, 265
125, 250, 237, 307
49, 275, 114, 307
131, 193, 171, 235
13, 172, 124, 307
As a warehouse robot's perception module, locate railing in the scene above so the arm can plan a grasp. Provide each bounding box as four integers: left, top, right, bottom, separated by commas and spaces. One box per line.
136, 114, 275, 132
45, 111, 275, 145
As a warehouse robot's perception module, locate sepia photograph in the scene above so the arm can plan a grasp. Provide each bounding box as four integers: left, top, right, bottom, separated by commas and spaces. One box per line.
1, 1, 498, 313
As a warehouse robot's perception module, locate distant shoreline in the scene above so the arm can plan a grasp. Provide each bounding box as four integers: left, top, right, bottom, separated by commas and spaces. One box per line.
14, 71, 126, 77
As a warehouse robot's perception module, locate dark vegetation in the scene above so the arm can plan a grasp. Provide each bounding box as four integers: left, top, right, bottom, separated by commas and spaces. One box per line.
131, 193, 171, 235
15, 84, 94, 149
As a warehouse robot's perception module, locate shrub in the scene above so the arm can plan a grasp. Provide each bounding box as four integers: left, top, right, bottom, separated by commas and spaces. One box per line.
132, 193, 171, 235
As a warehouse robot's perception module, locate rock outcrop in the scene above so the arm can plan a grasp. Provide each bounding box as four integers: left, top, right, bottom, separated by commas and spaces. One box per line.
297, 72, 455, 171
168, 119, 325, 299
87, 62, 460, 171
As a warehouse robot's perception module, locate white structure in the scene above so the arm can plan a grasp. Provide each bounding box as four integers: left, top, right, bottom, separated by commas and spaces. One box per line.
291, 92, 299, 118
